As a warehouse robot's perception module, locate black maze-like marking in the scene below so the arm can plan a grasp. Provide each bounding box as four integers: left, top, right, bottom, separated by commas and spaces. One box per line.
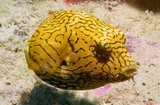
55, 11, 66, 16
67, 31, 75, 51
69, 22, 87, 28
86, 20, 94, 24
67, 18, 81, 27
77, 57, 81, 62
112, 34, 116, 39
74, 26, 95, 33
80, 31, 90, 36
72, 16, 87, 24
68, 41, 74, 51
72, 66, 84, 72
39, 25, 49, 29
82, 55, 92, 59
119, 51, 128, 55
49, 22, 62, 27
77, 20, 88, 24
117, 31, 125, 39
97, 36, 102, 39
111, 52, 123, 66
66, 13, 74, 17
28, 39, 36, 42
47, 32, 59, 42
64, 26, 67, 33
121, 57, 128, 67
94, 67, 98, 70
102, 63, 111, 73
103, 43, 111, 49
51, 17, 67, 25
109, 41, 124, 45
113, 51, 129, 57
75, 38, 79, 43
123, 37, 126, 44
53, 12, 63, 18
75, 13, 91, 18
78, 16, 98, 24
43, 25, 61, 32
101, 26, 111, 31
109, 55, 116, 64
109, 46, 125, 50
81, 38, 89, 44
67, 17, 74, 24
68, 30, 72, 40
55, 34, 64, 45
95, 60, 100, 65
41, 32, 52, 39
33, 44, 57, 63
72, 62, 76, 65
32, 30, 40, 37
59, 19, 66, 24
96, 18, 108, 26
74, 47, 85, 53
71, 14, 87, 20
106, 28, 113, 33
54, 12, 67, 20
29, 51, 39, 62
89, 45, 96, 52
68, 30, 79, 51
47, 62, 53, 68
89, 18, 104, 28
117, 57, 123, 67
88, 24, 98, 30
45, 40, 60, 56
47, 14, 56, 20
68, 18, 78, 27
84, 61, 93, 67
62, 18, 70, 25
31, 51, 52, 68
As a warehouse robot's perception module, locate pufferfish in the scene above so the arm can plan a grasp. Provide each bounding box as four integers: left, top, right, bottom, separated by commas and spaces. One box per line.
25, 10, 137, 90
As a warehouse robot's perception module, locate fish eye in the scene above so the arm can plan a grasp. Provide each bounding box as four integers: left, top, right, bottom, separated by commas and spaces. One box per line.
94, 42, 111, 59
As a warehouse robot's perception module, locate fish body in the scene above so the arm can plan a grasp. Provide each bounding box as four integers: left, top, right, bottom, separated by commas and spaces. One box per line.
25, 10, 137, 90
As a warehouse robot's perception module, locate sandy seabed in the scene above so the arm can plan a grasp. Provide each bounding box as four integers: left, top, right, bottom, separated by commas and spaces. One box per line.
0, 0, 160, 105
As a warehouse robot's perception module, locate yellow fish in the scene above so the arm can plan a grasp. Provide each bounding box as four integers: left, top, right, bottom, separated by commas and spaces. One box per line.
25, 10, 137, 90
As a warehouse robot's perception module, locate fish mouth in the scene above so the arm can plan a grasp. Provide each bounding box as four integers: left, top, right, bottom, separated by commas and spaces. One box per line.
122, 66, 137, 78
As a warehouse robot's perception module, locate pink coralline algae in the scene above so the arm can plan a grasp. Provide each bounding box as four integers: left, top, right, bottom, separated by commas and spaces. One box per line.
88, 84, 112, 97
126, 35, 160, 59
80, 84, 112, 97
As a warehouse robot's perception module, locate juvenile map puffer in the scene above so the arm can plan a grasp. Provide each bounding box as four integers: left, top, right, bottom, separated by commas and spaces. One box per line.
25, 10, 137, 90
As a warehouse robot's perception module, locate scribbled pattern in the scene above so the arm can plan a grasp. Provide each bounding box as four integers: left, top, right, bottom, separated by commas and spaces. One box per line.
25, 10, 137, 90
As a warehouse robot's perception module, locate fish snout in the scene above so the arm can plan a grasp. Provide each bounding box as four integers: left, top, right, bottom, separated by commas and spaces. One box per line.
121, 65, 137, 78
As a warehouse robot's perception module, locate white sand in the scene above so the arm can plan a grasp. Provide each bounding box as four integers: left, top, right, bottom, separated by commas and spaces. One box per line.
0, 0, 160, 105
